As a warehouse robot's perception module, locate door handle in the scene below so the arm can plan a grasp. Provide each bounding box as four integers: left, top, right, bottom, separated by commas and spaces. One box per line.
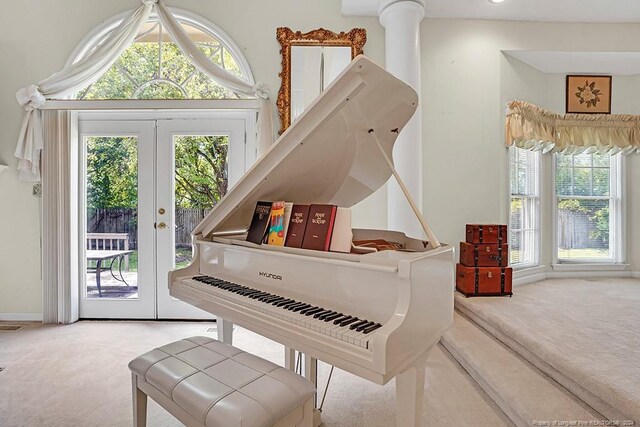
156, 222, 167, 229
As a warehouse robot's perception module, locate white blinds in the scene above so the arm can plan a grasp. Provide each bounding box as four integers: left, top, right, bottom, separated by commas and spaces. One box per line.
509, 146, 539, 266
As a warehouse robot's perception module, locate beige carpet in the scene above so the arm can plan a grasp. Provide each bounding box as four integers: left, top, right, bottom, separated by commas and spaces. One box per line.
0, 320, 510, 427
455, 277, 640, 424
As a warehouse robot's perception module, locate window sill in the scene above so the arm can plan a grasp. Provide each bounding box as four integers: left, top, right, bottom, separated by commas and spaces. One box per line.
551, 263, 629, 272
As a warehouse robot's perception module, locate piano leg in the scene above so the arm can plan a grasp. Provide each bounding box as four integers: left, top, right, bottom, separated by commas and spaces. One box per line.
303, 355, 317, 402
284, 346, 296, 371
217, 318, 234, 345
303, 354, 322, 427
395, 356, 427, 427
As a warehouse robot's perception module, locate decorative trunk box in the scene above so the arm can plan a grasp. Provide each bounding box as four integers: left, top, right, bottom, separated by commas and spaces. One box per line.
456, 264, 513, 297
465, 224, 507, 244
459, 242, 508, 267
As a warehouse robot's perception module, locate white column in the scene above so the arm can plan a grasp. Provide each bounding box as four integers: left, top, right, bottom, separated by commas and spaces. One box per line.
379, 1, 425, 239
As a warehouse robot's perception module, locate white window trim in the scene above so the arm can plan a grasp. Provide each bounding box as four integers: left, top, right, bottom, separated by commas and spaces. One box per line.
42, 99, 261, 110
552, 153, 625, 265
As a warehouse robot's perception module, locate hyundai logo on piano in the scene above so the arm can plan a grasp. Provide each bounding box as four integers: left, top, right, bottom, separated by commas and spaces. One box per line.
259, 272, 283, 281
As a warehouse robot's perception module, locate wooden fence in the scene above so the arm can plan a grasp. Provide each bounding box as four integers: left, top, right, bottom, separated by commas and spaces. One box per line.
558, 209, 594, 249
87, 208, 208, 249
175, 208, 208, 247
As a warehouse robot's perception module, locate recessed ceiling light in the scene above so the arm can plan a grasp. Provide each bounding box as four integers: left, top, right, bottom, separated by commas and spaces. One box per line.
489, 0, 506, 3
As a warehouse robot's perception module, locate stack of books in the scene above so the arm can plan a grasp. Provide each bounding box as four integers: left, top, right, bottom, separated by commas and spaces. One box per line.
245, 201, 352, 253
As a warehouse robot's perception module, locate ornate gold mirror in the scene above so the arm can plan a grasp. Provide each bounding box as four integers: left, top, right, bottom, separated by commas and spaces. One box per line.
276, 27, 366, 134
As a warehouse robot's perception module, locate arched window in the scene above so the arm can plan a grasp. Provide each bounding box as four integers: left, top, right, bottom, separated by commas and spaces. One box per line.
70, 10, 253, 100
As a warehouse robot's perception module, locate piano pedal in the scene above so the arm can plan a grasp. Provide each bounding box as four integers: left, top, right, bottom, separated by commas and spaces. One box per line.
313, 408, 322, 427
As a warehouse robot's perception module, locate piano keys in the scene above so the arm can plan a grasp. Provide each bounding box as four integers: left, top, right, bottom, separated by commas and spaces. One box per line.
169, 56, 455, 427
189, 275, 383, 348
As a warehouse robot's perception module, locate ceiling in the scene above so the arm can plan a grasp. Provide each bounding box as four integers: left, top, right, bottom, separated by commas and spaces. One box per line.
426, 0, 640, 23
343, 0, 640, 22
342, 0, 640, 75
504, 51, 640, 76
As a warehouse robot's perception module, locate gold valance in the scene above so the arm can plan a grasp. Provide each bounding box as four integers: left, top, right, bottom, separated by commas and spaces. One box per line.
505, 100, 640, 155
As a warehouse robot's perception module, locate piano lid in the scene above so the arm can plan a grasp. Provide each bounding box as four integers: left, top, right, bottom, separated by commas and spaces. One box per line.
193, 55, 418, 239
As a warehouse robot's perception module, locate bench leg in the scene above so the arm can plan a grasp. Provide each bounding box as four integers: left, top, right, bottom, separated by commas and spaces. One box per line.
132, 373, 147, 427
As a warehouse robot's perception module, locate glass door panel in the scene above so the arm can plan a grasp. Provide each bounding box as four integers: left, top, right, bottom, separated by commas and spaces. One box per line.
85, 136, 139, 299
173, 134, 229, 267
79, 121, 155, 318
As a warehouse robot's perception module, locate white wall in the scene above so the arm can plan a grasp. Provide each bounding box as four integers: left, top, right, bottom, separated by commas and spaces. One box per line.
0, 0, 384, 317
500, 58, 640, 271
2, 3, 640, 316
499, 56, 554, 269
421, 18, 640, 272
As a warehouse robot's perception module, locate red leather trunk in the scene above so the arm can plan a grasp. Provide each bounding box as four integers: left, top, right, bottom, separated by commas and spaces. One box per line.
465, 224, 507, 244
459, 242, 509, 267
456, 264, 512, 297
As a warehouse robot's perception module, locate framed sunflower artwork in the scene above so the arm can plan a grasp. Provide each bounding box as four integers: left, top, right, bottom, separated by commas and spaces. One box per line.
566, 75, 611, 114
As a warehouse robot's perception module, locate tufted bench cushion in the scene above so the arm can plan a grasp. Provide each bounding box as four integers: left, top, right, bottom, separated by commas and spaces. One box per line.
129, 336, 315, 427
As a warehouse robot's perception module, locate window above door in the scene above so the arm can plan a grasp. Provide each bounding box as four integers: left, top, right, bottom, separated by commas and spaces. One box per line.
68, 9, 254, 100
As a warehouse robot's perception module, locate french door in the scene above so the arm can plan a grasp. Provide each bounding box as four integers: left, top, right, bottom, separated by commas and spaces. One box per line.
79, 114, 248, 319
155, 119, 245, 318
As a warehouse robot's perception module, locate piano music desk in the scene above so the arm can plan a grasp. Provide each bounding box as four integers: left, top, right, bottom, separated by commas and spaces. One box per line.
86, 249, 134, 297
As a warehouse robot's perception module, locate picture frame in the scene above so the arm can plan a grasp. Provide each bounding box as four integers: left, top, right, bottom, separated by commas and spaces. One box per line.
566, 75, 611, 114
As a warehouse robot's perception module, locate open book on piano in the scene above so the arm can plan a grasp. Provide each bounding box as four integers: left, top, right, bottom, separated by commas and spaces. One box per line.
169, 56, 455, 426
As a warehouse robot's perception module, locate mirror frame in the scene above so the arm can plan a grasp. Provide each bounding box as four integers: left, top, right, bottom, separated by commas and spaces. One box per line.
276, 27, 367, 134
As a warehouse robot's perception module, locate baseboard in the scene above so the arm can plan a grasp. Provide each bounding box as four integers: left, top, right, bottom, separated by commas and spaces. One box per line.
632, 271, 640, 279
513, 272, 546, 285
0, 313, 43, 321
513, 266, 548, 286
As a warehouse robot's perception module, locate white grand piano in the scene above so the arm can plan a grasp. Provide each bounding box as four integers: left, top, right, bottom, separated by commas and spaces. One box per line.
169, 56, 455, 426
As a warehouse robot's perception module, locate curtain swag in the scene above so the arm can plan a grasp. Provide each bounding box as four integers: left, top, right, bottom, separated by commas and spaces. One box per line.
14, 0, 274, 182
505, 100, 640, 156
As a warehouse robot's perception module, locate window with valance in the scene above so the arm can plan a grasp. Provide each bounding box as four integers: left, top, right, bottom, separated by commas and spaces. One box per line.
505, 100, 640, 155
506, 100, 627, 265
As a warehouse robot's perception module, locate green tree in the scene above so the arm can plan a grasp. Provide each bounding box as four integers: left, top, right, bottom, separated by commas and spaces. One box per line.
590, 206, 610, 245
86, 137, 138, 209
174, 136, 228, 209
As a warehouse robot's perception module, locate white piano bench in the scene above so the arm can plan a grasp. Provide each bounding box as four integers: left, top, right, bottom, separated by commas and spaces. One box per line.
128, 336, 315, 427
